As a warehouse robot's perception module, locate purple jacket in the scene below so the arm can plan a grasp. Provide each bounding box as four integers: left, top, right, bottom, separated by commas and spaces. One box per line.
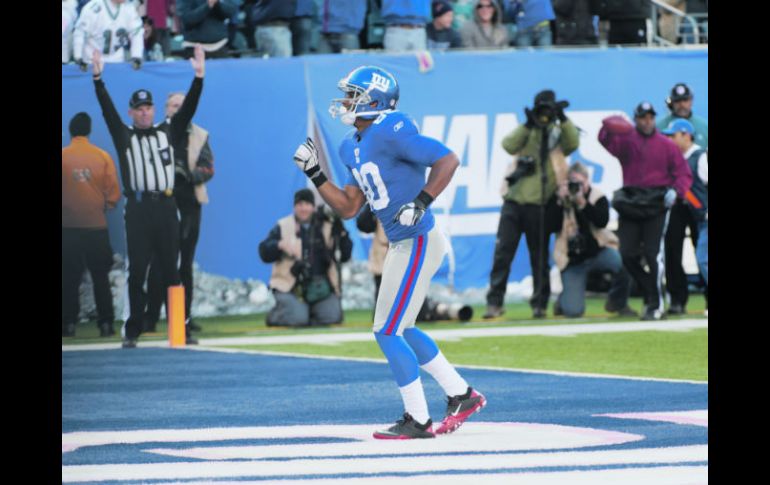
599, 121, 692, 198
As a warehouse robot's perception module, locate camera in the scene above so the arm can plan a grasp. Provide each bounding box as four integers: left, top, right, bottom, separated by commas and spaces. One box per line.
506, 155, 537, 186
418, 298, 474, 322
568, 181, 581, 195
290, 260, 312, 283
567, 233, 587, 258
534, 102, 556, 126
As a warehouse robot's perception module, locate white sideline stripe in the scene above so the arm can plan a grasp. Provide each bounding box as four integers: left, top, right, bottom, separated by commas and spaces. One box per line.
163, 466, 708, 485
597, 410, 708, 428
61, 422, 641, 452
184, 345, 709, 384
61, 445, 707, 483
62, 319, 708, 351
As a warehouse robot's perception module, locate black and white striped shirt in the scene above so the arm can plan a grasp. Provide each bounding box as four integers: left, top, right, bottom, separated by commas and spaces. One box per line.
94, 77, 203, 196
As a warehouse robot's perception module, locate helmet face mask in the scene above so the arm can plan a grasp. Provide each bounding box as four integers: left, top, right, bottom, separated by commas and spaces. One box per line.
329, 66, 399, 125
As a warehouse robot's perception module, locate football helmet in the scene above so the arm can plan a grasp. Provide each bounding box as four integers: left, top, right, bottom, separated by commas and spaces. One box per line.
329, 66, 399, 125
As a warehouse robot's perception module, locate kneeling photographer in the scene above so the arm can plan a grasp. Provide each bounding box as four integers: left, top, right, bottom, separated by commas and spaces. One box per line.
552, 163, 634, 318
259, 189, 352, 327
484, 89, 579, 320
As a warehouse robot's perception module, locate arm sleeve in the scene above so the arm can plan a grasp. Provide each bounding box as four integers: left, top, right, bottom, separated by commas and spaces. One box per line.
170, 77, 204, 142
178, 0, 211, 27
216, 0, 241, 18
581, 194, 610, 229
501, 125, 530, 155
72, 6, 93, 61
559, 119, 580, 156
94, 79, 127, 146
189, 137, 215, 184
670, 145, 694, 199
129, 9, 145, 59
598, 125, 630, 163
391, 121, 450, 166
258, 224, 283, 263
103, 152, 122, 208
698, 152, 708, 185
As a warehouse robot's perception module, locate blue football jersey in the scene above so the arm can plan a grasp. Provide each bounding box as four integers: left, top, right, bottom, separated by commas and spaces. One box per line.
340, 111, 450, 242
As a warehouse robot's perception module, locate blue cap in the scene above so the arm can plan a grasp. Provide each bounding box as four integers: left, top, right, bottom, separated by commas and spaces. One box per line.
662, 118, 695, 135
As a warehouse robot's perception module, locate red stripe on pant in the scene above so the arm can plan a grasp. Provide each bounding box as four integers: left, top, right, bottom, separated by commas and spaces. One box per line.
384, 235, 424, 335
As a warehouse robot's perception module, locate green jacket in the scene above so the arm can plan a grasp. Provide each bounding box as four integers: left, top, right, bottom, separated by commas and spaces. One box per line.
657, 113, 708, 149
502, 119, 580, 205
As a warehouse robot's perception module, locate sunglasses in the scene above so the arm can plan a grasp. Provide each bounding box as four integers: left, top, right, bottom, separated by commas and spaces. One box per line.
477, 3, 494, 9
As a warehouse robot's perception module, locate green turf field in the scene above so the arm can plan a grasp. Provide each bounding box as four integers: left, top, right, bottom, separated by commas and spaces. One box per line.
62, 295, 708, 381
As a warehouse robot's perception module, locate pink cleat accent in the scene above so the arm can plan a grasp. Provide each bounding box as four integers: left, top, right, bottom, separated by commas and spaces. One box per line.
435, 388, 487, 435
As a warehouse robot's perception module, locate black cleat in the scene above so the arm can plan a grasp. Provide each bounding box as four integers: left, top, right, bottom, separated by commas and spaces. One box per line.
373, 413, 435, 440
121, 338, 137, 349
435, 387, 487, 435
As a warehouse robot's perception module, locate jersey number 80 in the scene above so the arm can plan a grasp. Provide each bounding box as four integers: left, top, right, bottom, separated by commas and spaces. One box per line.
351, 162, 390, 211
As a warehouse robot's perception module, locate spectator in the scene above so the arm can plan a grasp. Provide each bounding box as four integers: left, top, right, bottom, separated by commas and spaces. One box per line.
144, 91, 216, 334
598, 102, 692, 321
143, 16, 164, 61
63, 0, 79, 64
657, 0, 685, 45
259, 189, 352, 327
450, 0, 476, 31
552, 162, 634, 318
427, 1, 463, 49
552, 0, 599, 45
317, 0, 366, 53
291, 0, 315, 55
62, 112, 122, 338
73, 0, 145, 69
657, 83, 707, 315
250, 0, 295, 57
662, 118, 708, 315
90, 46, 205, 348
145, 0, 174, 57
460, 0, 509, 49
381, 0, 431, 53
504, 0, 555, 48
657, 83, 708, 149
177, 0, 241, 59
484, 90, 579, 319
596, 0, 649, 45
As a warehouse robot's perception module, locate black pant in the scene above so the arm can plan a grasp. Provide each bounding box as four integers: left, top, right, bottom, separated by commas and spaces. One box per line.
617, 210, 670, 311
665, 200, 700, 307
486, 199, 560, 310
62, 228, 115, 328
124, 195, 180, 339
146, 198, 202, 326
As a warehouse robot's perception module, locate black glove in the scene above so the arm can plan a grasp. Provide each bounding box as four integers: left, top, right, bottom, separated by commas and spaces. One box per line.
175, 163, 191, 181
554, 100, 570, 122
131, 57, 142, 70
524, 107, 536, 129
75, 59, 88, 72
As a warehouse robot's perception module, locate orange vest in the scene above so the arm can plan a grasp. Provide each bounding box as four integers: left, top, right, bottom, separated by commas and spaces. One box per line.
62, 137, 121, 228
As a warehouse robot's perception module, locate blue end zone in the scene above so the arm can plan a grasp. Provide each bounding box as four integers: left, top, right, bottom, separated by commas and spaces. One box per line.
63, 348, 707, 469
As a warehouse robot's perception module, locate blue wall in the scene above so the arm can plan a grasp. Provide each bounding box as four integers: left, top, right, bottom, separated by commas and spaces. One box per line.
62, 48, 707, 289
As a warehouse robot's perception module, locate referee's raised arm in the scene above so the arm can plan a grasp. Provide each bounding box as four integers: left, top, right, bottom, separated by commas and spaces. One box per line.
90, 50, 126, 145
171, 44, 206, 141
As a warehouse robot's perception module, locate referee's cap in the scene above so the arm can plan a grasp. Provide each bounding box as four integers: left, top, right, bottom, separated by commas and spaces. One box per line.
129, 89, 154, 109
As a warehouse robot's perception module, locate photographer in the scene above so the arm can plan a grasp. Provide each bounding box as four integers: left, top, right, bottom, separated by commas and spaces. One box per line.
552, 163, 634, 318
484, 89, 579, 319
258, 189, 352, 327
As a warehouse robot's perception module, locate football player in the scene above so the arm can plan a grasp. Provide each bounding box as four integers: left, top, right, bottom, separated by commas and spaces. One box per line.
293, 66, 486, 439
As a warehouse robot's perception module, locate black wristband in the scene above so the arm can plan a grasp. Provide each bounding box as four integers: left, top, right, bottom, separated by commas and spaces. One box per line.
414, 190, 434, 210
310, 171, 328, 188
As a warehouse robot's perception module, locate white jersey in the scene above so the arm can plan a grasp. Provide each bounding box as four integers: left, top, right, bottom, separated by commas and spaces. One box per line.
62, 0, 79, 63
73, 0, 144, 63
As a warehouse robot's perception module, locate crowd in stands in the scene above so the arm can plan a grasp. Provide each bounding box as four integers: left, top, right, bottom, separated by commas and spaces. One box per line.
63, 0, 708, 66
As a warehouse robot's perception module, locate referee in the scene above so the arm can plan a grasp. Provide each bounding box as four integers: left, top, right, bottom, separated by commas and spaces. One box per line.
90, 46, 206, 348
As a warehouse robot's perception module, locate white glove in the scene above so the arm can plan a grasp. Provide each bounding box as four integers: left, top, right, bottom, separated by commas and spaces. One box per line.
294, 137, 319, 175
664, 188, 677, 209
394, 202, 424, 226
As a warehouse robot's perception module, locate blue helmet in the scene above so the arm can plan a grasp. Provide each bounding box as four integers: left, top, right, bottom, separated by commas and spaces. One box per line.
329, 66, 400, 125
